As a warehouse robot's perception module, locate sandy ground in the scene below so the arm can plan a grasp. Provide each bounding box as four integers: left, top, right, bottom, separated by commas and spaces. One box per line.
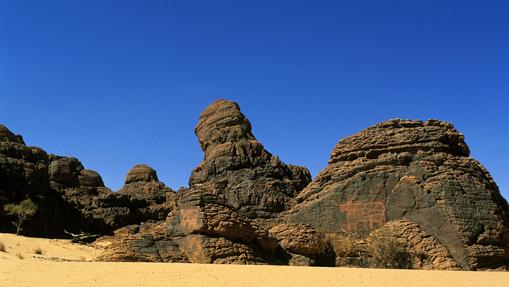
1, 233, 508, 287
0, 233, 102, 262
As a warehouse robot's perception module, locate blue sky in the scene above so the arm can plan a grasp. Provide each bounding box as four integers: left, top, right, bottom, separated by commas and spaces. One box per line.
0, 1, 507, 199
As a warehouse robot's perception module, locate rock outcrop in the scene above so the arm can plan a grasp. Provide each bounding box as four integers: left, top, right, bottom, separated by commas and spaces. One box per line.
0, 125, 79, 236
3, 102, 509, 271
59, 163, 177, 234
168, 100, 314, 264
374, 220, 460, 270
117, 164, 176, 223
189, 99, 311, 218
124, 164, 159, 184
0, 124, 177, 237
101, 100, 316, 265
97, 222, 189, 263
287, 119, 509, 270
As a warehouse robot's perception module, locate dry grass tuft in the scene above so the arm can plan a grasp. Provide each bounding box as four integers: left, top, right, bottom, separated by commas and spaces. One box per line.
327, 229, 414, 269
327, 232, 368, 267
367, 228, 413, 269
34, 247, 43, 255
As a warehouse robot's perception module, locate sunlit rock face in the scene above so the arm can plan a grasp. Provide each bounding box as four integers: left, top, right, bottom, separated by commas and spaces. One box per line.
4, 100, 507, 270
189, 99, 311, 218
124, 164, 159, 184
162, 99, 316, 265
287, 119, 509, 270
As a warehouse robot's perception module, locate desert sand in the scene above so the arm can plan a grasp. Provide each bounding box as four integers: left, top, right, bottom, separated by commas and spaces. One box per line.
0, 233, 102, 262
1, 233, 508, 287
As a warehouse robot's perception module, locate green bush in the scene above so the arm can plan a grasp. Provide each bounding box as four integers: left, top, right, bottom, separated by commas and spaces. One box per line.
4, 199, 38, 235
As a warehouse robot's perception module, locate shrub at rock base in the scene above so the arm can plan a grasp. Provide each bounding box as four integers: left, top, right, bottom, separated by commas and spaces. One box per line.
328, 230, 413, 269
4, 199, 38, 235
367, 229, 413, 269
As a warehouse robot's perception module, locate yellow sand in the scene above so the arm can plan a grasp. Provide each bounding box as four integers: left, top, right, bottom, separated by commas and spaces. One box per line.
0, 233, 102, 261
1, 233, 508, 287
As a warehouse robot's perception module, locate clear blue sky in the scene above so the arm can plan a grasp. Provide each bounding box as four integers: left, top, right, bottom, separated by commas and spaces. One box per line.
1, 1, 507, 199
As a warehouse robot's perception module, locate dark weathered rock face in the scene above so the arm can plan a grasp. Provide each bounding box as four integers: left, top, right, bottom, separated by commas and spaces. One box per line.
189, 99, 311, 218
0, 124, 177, 237
102, 100, 316, 265
287, 119, 509, 270
49, 156, 105, 188
0, 126, 78, 236
97, 223, 189, 263
99, 105, 508, 270
58, 163, 177, 234
268, 223, 335, 266
170, 100, 315, 264
117, 164, 176, 224
3, 103, 508, 270
374, 220, 460, 270
0, 125, 25, 144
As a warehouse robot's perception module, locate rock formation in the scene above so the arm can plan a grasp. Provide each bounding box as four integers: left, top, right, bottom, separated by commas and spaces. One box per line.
189, 99, 311, 218
57, 163, 177, 234
0, 124, 176, 237
117, 164, 176, 223
124, 164, 159, 184
0, 125, 76, 236
167, 99, 316, 264
286, 119, 509, 270
373, 220, 460, 270
3, 102, 509, 271
100, 99, 318, 265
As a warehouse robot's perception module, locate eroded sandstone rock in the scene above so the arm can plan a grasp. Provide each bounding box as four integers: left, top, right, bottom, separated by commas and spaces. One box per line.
60, 163, 177, 234
4, 102, 508, 270
0, 125, 177, 237
268, 223, 335, 266
0, 127, 78, 237
164, 100, 314, 264
287, 119, 509, 270
373, 220, 460, 270
97, 222, 189, 263
125, 164, 159, 184
0, 125, 25, 144
189, 99, 311, 218
103, 100, 313, 265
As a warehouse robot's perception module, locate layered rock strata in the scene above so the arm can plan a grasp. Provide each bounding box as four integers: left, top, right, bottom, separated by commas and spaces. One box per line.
101, 100, 318, 265
58, 163, 176, 234
3, 101, 508, 270
0, 125, 77, 236
0, 124, 176, 236
287, 119, 509, 270
189, 99, 311, 218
